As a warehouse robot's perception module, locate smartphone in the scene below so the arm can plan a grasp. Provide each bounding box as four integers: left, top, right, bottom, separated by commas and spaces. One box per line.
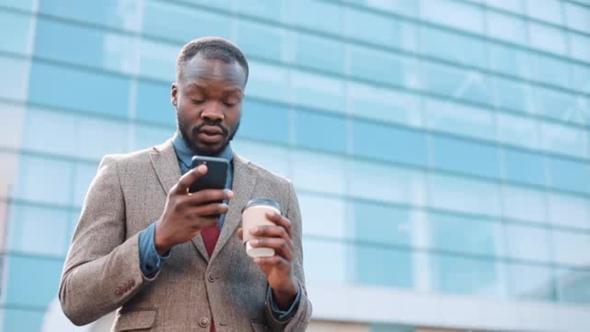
188, 156, 229, 193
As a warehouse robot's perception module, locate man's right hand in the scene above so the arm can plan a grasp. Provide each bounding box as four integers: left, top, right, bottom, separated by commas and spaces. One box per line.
154, 164, 234, 255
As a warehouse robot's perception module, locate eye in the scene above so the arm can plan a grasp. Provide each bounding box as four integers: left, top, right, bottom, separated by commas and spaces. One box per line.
224, 102, 237, 107
192, 99, 206, 105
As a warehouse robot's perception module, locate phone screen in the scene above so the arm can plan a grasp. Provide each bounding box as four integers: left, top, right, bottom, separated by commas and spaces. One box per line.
188, 156, 229, 193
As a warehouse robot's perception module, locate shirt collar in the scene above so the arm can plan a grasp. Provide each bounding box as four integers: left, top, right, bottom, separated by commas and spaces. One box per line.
172, 132, 234, 169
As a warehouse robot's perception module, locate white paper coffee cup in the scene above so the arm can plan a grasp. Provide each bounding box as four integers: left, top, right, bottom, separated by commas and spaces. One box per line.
242, 198, 281, 258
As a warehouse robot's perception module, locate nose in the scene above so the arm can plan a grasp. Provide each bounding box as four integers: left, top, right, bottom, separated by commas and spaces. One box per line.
200, 101, 224, 122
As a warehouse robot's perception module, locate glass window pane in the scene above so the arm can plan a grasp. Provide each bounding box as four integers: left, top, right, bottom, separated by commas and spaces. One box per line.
569, 33, 590, 62
28, 62, 131, 118
430, 253, 503, 296
291, 150, 346, 195
294, 110, 346, 153
7, 203, 69, 256
288, 0, 342, 35
487, 12, 527, 45
572, 63, 590, 94
489, 44, 530, 78
503, 149, 546, 187
431, 135, 501, 179
354, 245, 414, 288
246, 61, 289, 103
424, 98, 495, 141
138, 39, 177, 81
77, 117, 130, 160
142, 1, 231, 41
291, 70, 345, 114
529, 53, 571, 89
347, 83, 422, 127
548, 193, 590, 230
420, 26, 487, 68
496, 113, 539, 149
345, 8, 418, 51
0, 55, 29, 101
343, 0, 419, 17
552, 231, 590, 267
39, 0, 143, 31
0, 10, 32, 55
349, 46, 420, 89
493, 77, 531, 113
423, 63, 492, 105
0, 0, 34, 10
529, 23, 567, 55
4, 255, 64, 307
300, 194, 347, 239
1, 308, 44, 332
291, 32, 345, 74
533, 87, 580, 124
135, 80, 175, 126
353, 121, 428, 167
235, 0, 284, 21
232, 140, 289, 177
540, 122, 589, 159
348, 160, 427, 206
420, 0, 485, 34
303, 238, 349, 285
235, 20, 285, 62
556, 269, 590, 305
0, 102, 26, 150
502, 185, 548, 224
22, 108, 78, 157
525, 0, 563, 25
427, 212, 503, 256
133, 123, 172, 151
13, 155, 73, 205
507, 263, 555, 301
565, 2, 590, 34
0, 152, 19, 199
548, 158, 590, 194
239, 99, 290, 145
353, 201, 414, 247
504, 224, 551, 262
73, 162, 100, 208
485, 0, 525, 13
429, 174, 501, 216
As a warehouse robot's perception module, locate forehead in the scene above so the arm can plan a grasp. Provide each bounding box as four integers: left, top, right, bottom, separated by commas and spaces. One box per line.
180, 55, 246, 89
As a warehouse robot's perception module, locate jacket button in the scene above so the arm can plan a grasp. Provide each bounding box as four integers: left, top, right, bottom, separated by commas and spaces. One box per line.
207, 273, 215, 282
199, 317, 210, 327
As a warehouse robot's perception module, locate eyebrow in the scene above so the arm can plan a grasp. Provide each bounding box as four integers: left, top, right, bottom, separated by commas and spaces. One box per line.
186, 83, 242, 95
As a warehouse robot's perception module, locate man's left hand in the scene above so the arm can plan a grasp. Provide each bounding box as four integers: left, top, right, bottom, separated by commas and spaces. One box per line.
237, 211, 298, 310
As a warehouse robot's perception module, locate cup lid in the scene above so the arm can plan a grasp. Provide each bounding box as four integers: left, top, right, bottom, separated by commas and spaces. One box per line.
243, 198, 281, 212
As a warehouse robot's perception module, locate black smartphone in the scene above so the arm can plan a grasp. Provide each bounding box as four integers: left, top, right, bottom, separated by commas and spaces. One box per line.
188, 156, 229, 193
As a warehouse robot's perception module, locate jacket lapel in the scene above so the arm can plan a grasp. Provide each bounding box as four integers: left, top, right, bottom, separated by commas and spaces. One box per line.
149, 140, 210, 261
209, 154, 257, 263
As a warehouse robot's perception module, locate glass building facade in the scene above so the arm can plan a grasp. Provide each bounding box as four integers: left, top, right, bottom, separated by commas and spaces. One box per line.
0, 0, 589, 331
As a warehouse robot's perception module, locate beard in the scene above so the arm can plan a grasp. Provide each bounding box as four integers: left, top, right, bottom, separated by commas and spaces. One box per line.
177, 116, 240, 156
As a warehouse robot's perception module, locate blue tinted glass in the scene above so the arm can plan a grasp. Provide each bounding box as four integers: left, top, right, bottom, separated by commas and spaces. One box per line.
420, 26, 487, 68
431, 135, 501, 179
344, 8, 418, 51
526, 0, 563, 25
0, 55, 29, 101
28, 62, 131, 117
429, 173, 501, 216
292, 33, 345, 74
291, 71, 345, 114
39, 0, 143, 31
2, 308, 44, 332
421, 0, 485, 33
430, 254, 503, 296
235, 0, 284, 20
238, 99, 289, 144
73, 162, 100, 207
573, 63, 590, 94
289, 0, 342, 35
235, 20, 284, 62
503, 149, 546, 186
138, 39, 177, 81
294, 110, 346, 153
344, 0, 419, 17
355, 245, 414, 288
353, 121, 428, 167
530, 53, 571, 89
569, 33, 590, 62
133, 123, 174, 150
13, 155, 73, 205
486, 12, 527, 45
493, 77, 529, 112
246, 61, 289, 103
353, 201, 413, 246
0, 10, 32, 55
489, 44, 529, 79
549, 158, 590, 194
0, 102, 26, 149
423, 62, 492, 105
7, 203, 69, 256
534, 87, 579, 124
427, 212, 501, 256
529, 23, 567, 55
21, 107, 77, 157
136, 80, 175, 126
143, 1, 231, 42
507, 263, 555, 301
4, 255, 64, 307
349, 46, 419, 88
424, 98, 495, 141
557, 269, 590, 304
34, 18, 135, 74
504, 224, 551, 262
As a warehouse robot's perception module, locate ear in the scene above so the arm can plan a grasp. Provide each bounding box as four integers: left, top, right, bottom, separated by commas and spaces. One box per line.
171, 82, 178, 107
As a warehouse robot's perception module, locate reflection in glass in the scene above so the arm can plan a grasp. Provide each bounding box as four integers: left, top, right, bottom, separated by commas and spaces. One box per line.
569, 33, 590, 63
235, 20, 286, 62
548, 157, 590, 194
239, 99, 290, 145
424, 62, 492, 105
540, 122, 589, 159
525, 0, 563, 25
291, 70, 345, 113
0, 10, 33, 56
486, 12, 527, 45
529, 53, 571, 90
138, 39, 177, 81
294, 110, 346, 153
528, 23, 567, 56
288, 0, 342, 35
564, 2, 590, 34
353, 201, 413, 247
504, 224, 551, 262
424, 98, 495, 141
507, 263, 555, 301
420, 0, 485, 34
501, 185, 548, 224
485, 0, 525, 13
431, 135, 501, 179
547, 193, 590, 230
354, 244, 414, 288
136, 80, 175, 126
291, 32, 345, 74
496, 113, 539, 149
246, 61, 289, 103
533, 87, 579, 124
235, 0, 284, 21
291, 150, 346, 195
503, 149, 546, 187
420, 26, 487, 68
488, 43, 530, 78
429, 174, 501, 216
349, 46, 420, 89
556, 269, 590, 304
552, 231, 590, 267
299, 194, 348, 239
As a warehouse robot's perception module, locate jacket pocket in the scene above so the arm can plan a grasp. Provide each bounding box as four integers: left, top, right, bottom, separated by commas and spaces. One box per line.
251, 323, 270, 332
115, 310, 157, 331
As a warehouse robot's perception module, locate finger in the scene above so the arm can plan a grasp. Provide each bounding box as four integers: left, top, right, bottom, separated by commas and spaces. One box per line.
183, 189, 234, 205
265, 212, 292, 238
250, 226, 292, 247
253, 255, 287, 267
188, 202, 230, 218
190, 216, 218, 230
173, 164, 208, 195
249, 238, 293, 261
237, 227, 243, 241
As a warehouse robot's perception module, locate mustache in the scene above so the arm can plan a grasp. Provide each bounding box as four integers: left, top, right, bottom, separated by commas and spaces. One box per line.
192, 120, 229, 136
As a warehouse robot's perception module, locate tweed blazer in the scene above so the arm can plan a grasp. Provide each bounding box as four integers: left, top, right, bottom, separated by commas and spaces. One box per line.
58, 139, 312, 332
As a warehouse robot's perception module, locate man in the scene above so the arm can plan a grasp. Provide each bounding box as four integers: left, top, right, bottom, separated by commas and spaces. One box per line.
59, 36, 312, 332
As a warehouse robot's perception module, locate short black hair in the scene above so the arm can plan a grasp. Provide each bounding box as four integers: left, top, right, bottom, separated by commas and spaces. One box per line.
176, 36, 249, 84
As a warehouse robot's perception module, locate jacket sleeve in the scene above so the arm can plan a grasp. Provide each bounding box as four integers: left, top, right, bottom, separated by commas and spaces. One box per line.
58, 155, 160, 326
265, 180, 313, 332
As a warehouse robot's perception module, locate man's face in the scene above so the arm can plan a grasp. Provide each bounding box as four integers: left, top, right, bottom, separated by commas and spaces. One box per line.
171, 55, 246, 156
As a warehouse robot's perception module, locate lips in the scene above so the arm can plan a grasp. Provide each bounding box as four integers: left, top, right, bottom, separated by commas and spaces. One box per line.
199, 125, 224, 136
197, 125, 225, 144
